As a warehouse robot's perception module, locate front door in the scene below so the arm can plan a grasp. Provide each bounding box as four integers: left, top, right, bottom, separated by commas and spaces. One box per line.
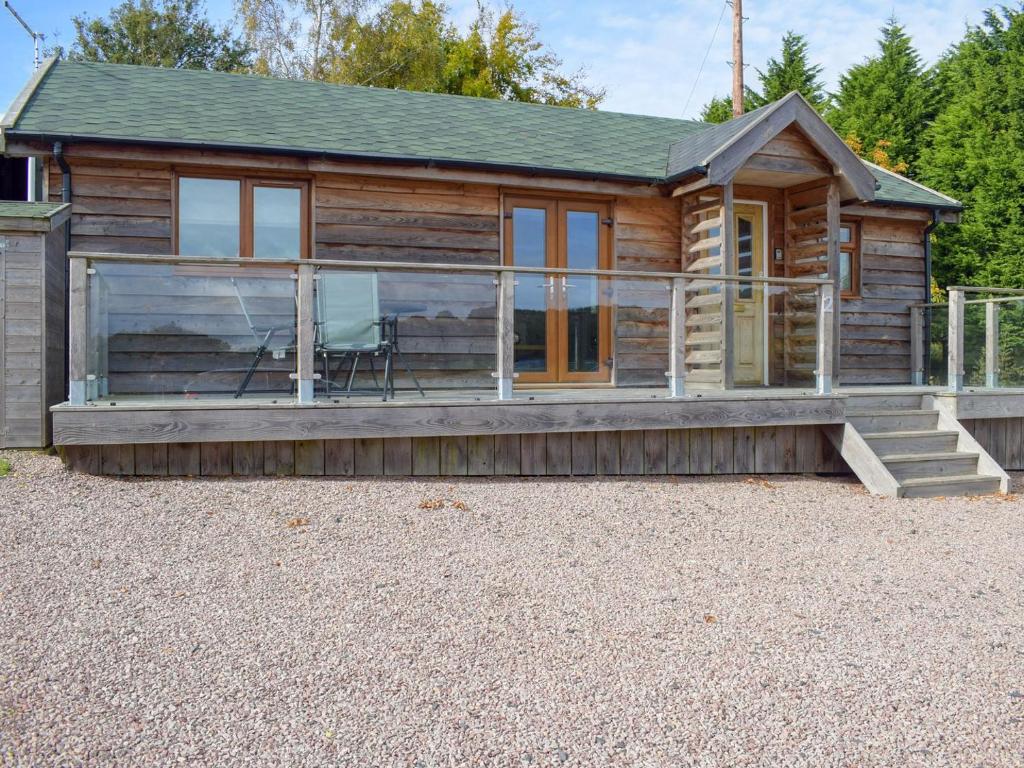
504, 197, 612, 384
732, 203, 766, 385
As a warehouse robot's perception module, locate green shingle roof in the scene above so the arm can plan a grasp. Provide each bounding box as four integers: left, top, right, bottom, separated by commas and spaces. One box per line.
3, 60, 960, 210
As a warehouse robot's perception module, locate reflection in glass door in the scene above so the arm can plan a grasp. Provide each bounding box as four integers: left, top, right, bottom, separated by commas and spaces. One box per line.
504, 197, 611, 384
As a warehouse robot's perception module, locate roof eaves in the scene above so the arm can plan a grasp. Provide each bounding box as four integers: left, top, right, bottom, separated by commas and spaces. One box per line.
2, 129, 665, 185
864, 160, 962, 208
0, 55, 59, 153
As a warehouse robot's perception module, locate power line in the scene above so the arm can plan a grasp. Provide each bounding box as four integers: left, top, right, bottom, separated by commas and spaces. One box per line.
681, 0, 729, 119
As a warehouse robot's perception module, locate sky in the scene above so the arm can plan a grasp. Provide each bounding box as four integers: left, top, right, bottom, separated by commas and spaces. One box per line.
0, 0, 997, 120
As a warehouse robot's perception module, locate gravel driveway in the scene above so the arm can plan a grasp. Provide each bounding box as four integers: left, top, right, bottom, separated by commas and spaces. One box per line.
1, 450, 1022, 767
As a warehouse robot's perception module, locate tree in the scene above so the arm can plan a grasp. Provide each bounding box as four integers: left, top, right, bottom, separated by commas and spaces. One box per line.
747, 31, 828, 111
699, 95, 735, 124
69, 0, 252, 71
235, 0, 604, 107
917, 7, 1024, 290
829, 17, 933, 175
701, 30, 827, 121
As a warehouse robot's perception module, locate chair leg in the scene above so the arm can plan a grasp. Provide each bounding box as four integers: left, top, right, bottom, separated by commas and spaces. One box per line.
394, 345, 424, 397
382, 348, 393, 402
235, 343, 268, 398
367, 355, 380, 390
345, 353, 360, 395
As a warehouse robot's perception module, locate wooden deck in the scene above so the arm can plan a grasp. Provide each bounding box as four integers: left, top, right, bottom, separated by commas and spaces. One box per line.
52, 386, 849, 446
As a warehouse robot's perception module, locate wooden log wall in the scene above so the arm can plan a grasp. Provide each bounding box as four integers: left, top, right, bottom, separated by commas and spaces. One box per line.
60, 424, 849, 477
45, 145, 928, 392
960, 418, 1024, 471
783, 179, 829, 386
679, 187, 726, 388
48, 154, 685, 393
839, 215, 927, 384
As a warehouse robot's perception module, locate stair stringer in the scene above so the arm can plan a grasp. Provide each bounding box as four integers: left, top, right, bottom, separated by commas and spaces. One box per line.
823, 423, 902, 498
926, 396, 1010, 494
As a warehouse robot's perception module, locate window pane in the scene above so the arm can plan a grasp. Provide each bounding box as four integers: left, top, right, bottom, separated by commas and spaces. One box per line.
253, 186, 302, 259
737, 216, 753, 299
512, 208, 549, 372
178, 178, 240, 257
840, 252, 852, 291
566, 211, 600, 372
839, 225, 852, 244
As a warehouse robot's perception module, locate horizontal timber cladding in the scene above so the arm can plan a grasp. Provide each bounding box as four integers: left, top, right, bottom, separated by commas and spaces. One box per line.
46, 146, 931, 391
59, 425, 850, 476
839, 216, 927, 385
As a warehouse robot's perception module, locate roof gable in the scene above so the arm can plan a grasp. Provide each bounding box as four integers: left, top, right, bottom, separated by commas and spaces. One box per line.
668, 92, 878, 201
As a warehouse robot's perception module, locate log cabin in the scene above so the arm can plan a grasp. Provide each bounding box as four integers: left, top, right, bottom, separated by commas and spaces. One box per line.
1, 58, 1020, 496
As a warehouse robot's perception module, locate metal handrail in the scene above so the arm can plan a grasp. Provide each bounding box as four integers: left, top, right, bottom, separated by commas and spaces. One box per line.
67, 251, 833, 288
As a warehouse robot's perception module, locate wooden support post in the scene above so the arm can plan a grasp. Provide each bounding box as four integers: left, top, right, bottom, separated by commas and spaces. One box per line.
910, 305, 925, 386
495, 270, 515, 400
296, 263, 315, 403
948, 288, 964, 393
68, 255, 89, 405
815, 283, 834, 395
668, 276, 687, 397
985, 299, 999, 388
720, 182, 735, 390
826, 178, 841, 384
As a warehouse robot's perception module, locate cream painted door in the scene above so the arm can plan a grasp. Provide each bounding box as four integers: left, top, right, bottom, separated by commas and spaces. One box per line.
733, 203, 766, 385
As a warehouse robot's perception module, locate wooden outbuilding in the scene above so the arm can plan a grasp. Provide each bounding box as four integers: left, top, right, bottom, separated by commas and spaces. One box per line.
0, 201, 69, 448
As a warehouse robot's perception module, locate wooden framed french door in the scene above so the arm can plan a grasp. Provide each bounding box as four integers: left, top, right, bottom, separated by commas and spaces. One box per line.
503, 196, 613, 384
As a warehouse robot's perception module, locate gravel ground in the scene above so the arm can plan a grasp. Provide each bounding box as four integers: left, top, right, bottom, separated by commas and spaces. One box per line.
1, 450, 1022, 767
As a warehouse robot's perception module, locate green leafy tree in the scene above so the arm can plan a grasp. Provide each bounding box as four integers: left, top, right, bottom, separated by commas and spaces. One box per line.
69, 0, 252, 71
699, 95, 735, 124
829, 17, 933, 174
747, 31, 828, 111
236, 0, 604, 107
918, 7, 1024, 291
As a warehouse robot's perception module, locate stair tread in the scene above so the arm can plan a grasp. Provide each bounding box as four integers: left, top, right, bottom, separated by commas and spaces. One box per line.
900, 473, 998, 487
847, 409, 939, 417
861, 429, 958, 439
882, 451, 978, 463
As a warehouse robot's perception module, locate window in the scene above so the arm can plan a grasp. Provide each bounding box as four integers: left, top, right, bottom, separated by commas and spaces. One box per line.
176, 175, 309, 259
838, 221, 860, 297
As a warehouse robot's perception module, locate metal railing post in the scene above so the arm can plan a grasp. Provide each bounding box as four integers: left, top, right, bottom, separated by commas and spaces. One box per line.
985, 299, 999, 388
668, 276, 687, 397
910, 305, 925, 385
68, 255, 89, 405
494, 270, 515, 400
295, 263, 316, 403
948, 288, 965, 393
815, 283, 834, 395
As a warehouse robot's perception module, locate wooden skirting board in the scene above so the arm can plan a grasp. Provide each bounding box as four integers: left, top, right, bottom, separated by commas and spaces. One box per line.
960, 417, 1024, 471
59, 425, 849, 477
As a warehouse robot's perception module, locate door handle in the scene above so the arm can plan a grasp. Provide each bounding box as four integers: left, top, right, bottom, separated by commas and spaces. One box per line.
560, 276, 576, 291
537, 278, 555, 297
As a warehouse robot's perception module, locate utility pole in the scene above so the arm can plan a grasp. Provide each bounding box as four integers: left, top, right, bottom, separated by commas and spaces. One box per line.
4, 1, 45, 201
731, 0, 744, 117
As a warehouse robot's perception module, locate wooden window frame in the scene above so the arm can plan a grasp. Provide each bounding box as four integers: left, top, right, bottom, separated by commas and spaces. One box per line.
172, 169, 312, 259
839, 218, 861, 298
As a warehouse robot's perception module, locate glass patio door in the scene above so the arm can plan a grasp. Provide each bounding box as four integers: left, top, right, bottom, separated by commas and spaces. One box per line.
505, 197, 612, 384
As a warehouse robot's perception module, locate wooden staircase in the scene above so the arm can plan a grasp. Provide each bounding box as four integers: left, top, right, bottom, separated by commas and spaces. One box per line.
826, 394, 1010, 498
